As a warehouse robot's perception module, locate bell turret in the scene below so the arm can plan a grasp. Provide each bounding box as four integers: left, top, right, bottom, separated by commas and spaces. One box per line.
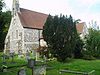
12, 0, 20, 16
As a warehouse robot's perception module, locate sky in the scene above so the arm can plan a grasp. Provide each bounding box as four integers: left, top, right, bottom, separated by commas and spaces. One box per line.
4, 0, 100, 27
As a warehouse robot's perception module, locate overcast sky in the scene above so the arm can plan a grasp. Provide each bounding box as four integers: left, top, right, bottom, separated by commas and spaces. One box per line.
4, 0, 100, 26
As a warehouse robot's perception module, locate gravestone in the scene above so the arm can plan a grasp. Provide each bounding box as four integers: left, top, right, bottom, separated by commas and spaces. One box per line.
1, 65, 7, 72
18, 50, 23, 58
34, 66, 46, 75
9, 50, 15, 63
27, 59, 35, 75
26, 51, 30, 62
27, 59, 35, 68
18, 68, 26, 75
10, 53, 14, 63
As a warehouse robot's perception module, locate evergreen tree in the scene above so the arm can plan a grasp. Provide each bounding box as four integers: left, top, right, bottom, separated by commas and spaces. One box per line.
74, 36, 84, 58
43, 14, 79, 62
0, 0, 11, 51
0, 11, 11, 51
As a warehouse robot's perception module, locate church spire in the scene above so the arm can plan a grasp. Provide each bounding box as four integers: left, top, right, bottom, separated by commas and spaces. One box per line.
12, 0, 20, 16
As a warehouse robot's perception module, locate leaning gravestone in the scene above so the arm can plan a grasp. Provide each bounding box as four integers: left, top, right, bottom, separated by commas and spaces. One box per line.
18, 68, 26, 75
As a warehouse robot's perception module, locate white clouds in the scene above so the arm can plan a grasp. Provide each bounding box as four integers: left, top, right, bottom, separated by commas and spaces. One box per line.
4, 0, 100, 25
19, 0, 72, 15
4, 0, 12, 10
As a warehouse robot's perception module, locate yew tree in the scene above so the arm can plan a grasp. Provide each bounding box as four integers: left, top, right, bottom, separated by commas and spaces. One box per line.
0, 0, 11, 51
43, 14, 79, 62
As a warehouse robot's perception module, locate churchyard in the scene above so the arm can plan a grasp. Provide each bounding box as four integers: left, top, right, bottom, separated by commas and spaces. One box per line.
0, 52, 100, 75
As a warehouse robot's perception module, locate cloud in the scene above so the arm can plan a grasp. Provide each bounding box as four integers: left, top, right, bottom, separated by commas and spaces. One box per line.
4, 0, 100, 25
19, 0, 72, 15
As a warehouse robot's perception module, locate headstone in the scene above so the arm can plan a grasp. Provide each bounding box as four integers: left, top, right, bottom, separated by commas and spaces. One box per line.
18, 68, 26, 75
1, 65, 7, 72
3, 68, 7, 72
44, 55, 46, 61
18, 50, 23, 58
27, 59, 35, 68
27, 59, 36, 75
9, 50, 15, 63
10, 50, 14, 58
34, 66, 46, 75
10, 50, 14, 54
26, 51, 30, 61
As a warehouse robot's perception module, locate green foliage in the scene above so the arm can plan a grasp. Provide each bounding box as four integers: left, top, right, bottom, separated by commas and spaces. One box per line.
0, 0, 11, 51
43, 14, 80, 62
74, 36, 84, 58
0, 10, 11, 51
0, 52, 27, 75
85, 28, 100, 58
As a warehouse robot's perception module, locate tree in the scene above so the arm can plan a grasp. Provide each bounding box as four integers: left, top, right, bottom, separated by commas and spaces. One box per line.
0, 11, 11, 51
0, 0, 4, 13
74, 36, 84, 58
43, 14, 79, 62
85, 28, 100, 58
0, 0, 11, 51
0, 0, 5, 51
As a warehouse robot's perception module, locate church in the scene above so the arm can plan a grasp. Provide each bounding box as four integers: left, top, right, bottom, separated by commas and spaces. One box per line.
4, 0, 87, 59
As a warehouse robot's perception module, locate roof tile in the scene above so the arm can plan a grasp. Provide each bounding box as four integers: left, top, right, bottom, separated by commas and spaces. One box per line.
18, 8, 48, 29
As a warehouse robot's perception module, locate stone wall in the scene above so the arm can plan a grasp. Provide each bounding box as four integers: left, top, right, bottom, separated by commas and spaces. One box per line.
24, 28, 42, 53
4, 13, 24, 54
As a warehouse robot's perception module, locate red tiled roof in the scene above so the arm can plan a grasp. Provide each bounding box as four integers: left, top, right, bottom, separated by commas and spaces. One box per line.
76, 22, 85, 34
18, 8, 84, 32
18, 8, 48, 29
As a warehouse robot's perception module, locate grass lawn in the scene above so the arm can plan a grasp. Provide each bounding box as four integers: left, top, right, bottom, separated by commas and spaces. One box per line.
46, 59, 100, 75
0, 52, 100, 75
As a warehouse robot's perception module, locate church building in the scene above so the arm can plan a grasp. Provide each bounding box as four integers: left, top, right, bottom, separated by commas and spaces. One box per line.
4, 0, 87, 59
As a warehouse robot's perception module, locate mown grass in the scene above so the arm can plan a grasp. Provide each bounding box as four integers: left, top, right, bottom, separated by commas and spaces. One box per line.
46, 59, 100, 75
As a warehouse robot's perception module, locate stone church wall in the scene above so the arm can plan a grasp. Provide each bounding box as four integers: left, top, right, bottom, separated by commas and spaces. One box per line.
24, 28, 42, 53
4, 14, 24, 54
